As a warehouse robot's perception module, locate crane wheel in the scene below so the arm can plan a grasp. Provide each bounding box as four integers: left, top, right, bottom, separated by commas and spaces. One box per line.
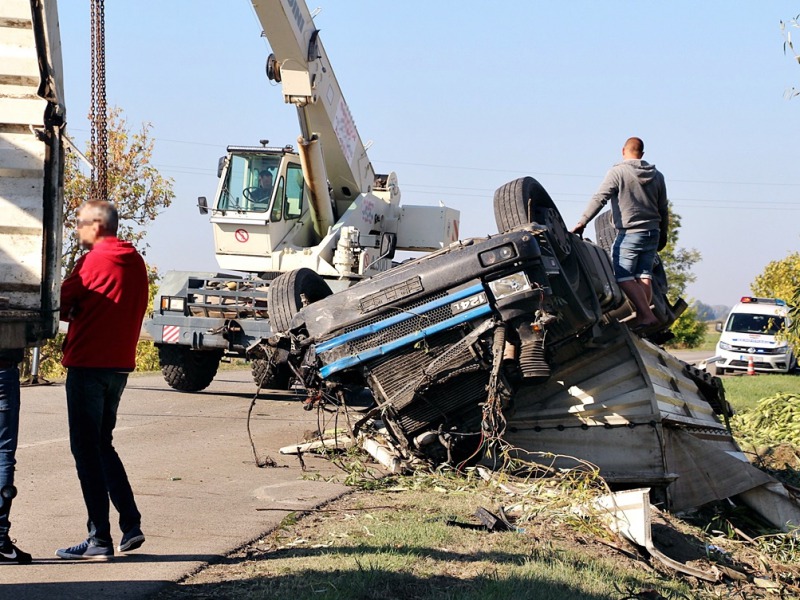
158, 345, 222, 392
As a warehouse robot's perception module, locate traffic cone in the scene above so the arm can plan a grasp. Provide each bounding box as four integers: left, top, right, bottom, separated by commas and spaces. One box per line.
747, 355, 755, 376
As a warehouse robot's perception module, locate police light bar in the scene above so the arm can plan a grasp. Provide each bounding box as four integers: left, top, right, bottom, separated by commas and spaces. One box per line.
740, 297, 785, 306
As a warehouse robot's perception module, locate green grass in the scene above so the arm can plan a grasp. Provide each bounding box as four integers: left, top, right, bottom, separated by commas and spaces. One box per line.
697, 328, 720, 353
160, 480, 697, 600
723, 374, 800, 412
694, 322, 799, 413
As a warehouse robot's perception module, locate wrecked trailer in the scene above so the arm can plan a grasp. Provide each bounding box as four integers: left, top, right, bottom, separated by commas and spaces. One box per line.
256, 176, 800, 530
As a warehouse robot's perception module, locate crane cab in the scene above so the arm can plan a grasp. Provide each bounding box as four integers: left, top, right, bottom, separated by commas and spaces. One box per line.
206, 145, 313, 274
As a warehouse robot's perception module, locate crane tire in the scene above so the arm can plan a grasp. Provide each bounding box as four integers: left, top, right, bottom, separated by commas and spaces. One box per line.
159, 345, 222, 392
268, 268, 333, 333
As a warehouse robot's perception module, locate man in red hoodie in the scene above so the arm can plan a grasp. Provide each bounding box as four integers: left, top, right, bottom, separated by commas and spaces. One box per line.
56, 200, 149, 560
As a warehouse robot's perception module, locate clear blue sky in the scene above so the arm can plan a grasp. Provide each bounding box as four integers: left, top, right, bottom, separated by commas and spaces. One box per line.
57, 1, 800, 307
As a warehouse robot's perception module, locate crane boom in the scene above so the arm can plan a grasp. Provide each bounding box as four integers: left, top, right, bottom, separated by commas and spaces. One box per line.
251, 0, 374, 207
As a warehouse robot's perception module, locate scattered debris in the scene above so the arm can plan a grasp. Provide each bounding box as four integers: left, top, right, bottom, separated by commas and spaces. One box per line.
474, 506, 514, 532
594, 488, 719, 582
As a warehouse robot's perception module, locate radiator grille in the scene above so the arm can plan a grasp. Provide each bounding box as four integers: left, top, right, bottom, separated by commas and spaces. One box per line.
395, 370, 488, 436
368, 327, 490, 437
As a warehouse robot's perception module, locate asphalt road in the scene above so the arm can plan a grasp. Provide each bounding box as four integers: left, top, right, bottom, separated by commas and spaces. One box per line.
0, 369, 348, 599
668, 348, 716, 367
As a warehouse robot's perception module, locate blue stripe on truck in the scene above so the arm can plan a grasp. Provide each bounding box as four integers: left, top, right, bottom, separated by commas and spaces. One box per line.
318, 302, 492, 378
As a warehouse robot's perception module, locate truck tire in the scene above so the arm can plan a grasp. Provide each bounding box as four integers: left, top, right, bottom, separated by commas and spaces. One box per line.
494, 177, 572, 260
593, 210, 616, 254
251, 357, 290, 390
268, 268, 333, 332
159, 345, 222, 392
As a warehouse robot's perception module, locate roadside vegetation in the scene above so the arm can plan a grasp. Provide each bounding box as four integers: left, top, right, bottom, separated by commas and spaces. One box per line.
661, 204, 704, 349
156, 474, 701, 599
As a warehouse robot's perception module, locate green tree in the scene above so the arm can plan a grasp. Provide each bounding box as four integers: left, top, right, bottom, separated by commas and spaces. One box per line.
751, 251, 800, 301
781, 15, 800, 98
660, 203, 705, 348
63, 106, 174, 273
751, 251, 800, 355
790, 286, 800, 356
36, 106, 174, 379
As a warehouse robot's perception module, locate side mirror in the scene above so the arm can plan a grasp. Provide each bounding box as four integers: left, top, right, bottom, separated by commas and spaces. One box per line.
217, 156, 226, 178
379, 232, 397, 261
198, 196, 208, 215
715, 321, 723, 333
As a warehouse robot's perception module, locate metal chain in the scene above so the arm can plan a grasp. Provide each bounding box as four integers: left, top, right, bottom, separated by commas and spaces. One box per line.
89, 0, 96, 200
89, 0, 108, 202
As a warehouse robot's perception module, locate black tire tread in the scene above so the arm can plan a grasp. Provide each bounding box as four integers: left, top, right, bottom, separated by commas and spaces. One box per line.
251, 357, 290, 390
159, 345, 222, 392
268, 268, 333, 332
494, 176, 571, 259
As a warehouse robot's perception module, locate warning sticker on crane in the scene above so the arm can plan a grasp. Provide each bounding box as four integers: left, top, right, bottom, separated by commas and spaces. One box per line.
162, 325, 180, 344
234, 229, 249, 243
334, 99, 357, 166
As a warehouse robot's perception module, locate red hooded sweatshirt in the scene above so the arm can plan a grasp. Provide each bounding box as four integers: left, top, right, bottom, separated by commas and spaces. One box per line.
60, 237, 149, 370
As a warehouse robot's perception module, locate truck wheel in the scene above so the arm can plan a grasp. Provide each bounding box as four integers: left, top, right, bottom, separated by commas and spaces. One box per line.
714, 365, 726, 376
268, 268, 333, 332
251, 357, 290, 390
494, 177, 572, 259
159, 345, 222, 392
593, 210, 616, 254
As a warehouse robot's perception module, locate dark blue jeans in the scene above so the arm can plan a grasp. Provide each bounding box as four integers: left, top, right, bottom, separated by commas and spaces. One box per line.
0, 364, 21, 540
66, 368, 141, 544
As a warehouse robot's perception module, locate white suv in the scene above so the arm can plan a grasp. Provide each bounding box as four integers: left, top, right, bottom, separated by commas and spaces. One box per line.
714, 297, 796, 375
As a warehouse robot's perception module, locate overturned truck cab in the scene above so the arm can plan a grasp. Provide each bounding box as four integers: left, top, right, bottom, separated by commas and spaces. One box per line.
256, 177, 800, 529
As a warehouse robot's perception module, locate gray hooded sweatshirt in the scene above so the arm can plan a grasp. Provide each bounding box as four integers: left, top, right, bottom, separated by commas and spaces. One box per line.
579, 159, 668, 233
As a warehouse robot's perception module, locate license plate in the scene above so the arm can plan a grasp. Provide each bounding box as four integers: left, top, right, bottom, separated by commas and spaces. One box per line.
450, 292, 487, 315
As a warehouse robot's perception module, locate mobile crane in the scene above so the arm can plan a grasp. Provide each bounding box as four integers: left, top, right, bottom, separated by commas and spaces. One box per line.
144, 0, 459, 392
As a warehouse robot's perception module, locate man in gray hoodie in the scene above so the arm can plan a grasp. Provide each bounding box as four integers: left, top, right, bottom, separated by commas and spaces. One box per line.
572, 137, 669, 329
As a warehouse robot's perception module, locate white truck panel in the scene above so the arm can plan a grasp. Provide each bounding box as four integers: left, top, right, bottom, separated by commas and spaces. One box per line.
395, 206, 460, 251
0, 0, 65, 348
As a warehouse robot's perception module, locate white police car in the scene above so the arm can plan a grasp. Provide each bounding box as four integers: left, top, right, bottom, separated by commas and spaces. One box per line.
714, 297, 796, 375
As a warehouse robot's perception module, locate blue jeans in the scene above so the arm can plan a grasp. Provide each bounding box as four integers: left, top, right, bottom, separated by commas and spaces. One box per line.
612, 229, 659, 282
66, 368, 141, 544
0, 365, 21, 539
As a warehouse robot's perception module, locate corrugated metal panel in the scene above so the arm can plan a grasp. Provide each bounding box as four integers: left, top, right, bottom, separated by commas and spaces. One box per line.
0, 0, 64, 347
663, 428, 774, 512
502, 324, 729, 486
631, 334, 720, 427
504, 326, 666, 478
510, 328, 659, 427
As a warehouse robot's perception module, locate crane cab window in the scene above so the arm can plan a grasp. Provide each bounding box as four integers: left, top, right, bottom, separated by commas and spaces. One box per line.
217, 153, 282, 216
285, 163, 305, 219
270, 177, 285, 222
